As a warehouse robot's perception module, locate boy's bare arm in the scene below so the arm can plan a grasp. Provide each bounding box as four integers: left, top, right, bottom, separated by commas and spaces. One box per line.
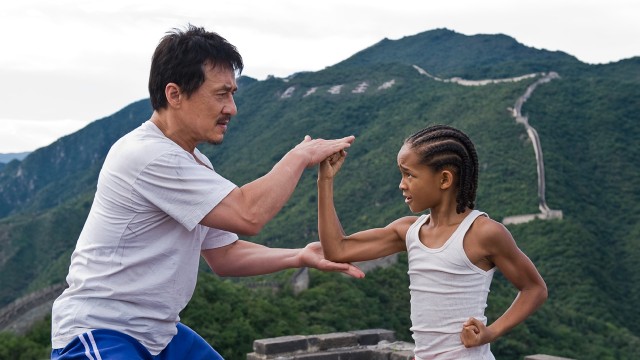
462, 218, 548, 347
317, 153, 408, 263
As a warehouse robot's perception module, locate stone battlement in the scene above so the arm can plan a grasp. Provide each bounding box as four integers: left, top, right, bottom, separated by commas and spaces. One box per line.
247, 329, 414, 359
247, 329, 575, 360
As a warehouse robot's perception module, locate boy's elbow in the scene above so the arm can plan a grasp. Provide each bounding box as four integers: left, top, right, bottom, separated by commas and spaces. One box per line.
325, 249, 354, 264
320, 243, 348, 263
324, 252, 345, 263
536, 280, 549, 306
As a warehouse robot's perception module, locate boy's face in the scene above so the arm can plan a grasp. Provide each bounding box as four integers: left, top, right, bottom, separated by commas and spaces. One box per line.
397, 144, 443, 213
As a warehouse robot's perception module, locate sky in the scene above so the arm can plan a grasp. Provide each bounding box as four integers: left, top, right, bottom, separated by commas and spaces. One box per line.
1, 0, 638, 154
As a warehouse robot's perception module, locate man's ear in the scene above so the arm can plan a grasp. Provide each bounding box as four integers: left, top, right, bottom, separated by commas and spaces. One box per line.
165, 83, 182, 108
440, 170, 454, 190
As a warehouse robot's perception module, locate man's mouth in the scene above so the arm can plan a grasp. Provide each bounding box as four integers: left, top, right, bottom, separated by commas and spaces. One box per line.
217, 118, 230, 131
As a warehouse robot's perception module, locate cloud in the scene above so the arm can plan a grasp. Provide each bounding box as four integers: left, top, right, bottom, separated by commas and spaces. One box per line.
0, 0, 638, 152
0, 118, 88, 153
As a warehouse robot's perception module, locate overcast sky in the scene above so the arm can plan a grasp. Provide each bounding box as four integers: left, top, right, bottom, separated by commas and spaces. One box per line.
1, 0, 638, 153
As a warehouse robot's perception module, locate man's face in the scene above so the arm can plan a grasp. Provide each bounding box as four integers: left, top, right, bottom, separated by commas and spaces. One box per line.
179, 65, 238, 146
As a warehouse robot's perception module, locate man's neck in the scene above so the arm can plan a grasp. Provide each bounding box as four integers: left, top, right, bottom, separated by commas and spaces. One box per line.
150, 111, 196, 153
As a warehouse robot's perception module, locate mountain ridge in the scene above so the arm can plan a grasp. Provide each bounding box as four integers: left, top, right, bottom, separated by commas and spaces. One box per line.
329, 28, 586, 78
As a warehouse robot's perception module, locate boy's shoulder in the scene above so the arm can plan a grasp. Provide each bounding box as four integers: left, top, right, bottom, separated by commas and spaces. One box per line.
473, 212, 507, 230
470, 213, 516, 248
389, 215, 422, 238
392, 215, 422, 227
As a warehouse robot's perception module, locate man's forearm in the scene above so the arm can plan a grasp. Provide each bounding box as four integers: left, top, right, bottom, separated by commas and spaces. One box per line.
239, 150, 308, 229
203, 240, 302, 277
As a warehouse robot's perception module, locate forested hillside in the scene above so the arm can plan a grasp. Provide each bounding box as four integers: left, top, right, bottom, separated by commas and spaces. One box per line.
0, 29, 638, 359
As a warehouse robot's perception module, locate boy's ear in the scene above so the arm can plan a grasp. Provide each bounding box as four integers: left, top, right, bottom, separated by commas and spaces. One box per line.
440, 170, 454, 190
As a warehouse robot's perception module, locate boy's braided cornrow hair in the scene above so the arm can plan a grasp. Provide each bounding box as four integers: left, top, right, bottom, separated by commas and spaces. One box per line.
405, 124, 479, 214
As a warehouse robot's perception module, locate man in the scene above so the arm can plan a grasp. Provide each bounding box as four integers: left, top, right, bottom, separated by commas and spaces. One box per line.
50, 24, 362, 360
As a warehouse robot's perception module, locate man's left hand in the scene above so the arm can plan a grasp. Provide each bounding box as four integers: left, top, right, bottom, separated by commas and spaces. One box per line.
300, 242, 365, 278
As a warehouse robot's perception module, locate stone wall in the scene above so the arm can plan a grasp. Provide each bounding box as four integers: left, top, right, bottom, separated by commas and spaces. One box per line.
247, 329, 414, 359
247, 329, 576, 360
0, 283, 65, 334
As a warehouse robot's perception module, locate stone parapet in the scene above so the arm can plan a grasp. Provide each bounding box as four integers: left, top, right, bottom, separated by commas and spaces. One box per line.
248, 329, 576, 360
247, 329, 412, 360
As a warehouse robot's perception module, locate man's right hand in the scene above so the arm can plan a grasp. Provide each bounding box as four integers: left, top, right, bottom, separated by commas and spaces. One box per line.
293, 135, 355, 168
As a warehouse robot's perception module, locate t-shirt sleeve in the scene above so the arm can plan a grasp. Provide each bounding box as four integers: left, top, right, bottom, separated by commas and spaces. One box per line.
201, 227, 238, 250
134, 151, 237, 231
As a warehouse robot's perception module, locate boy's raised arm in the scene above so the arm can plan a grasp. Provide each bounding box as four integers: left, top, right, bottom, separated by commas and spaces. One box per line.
317, 152, 349, 262
317, 152, 408, 263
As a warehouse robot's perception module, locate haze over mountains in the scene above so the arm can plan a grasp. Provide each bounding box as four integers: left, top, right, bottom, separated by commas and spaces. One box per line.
0, 153, 30, 172
0, 28, 638, 359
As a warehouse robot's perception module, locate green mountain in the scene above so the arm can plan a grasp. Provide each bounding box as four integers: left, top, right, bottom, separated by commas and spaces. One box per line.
331, 28, 587, 77
0, 29, 638, 359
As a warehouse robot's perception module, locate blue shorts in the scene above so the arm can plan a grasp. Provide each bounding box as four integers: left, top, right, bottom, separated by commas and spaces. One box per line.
51, 323, 223, 360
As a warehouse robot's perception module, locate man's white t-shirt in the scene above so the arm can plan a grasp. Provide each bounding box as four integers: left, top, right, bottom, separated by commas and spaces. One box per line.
51, 121, 238, 355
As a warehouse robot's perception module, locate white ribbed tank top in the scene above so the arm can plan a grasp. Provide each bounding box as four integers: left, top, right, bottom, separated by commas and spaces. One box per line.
406, 210, 496, 360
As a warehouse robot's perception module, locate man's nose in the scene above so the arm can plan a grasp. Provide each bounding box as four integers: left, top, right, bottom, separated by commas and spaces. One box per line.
224, 97, 237, 116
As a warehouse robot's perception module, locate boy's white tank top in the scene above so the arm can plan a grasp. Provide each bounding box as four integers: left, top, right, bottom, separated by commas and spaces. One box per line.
406, 209, 496, 360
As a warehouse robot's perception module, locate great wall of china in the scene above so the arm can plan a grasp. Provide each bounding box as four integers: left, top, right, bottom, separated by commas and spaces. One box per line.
411, 65, 563, 225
